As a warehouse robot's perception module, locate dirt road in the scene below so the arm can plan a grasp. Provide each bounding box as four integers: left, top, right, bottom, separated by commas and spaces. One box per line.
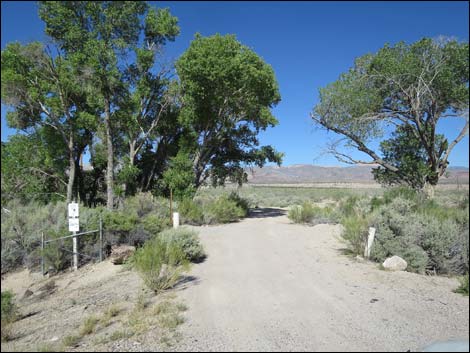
2, 208, 468, 352
173, 208, 469, 352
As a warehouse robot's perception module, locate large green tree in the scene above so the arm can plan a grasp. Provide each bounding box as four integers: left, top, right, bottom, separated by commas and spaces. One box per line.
1, 42, 95, 203
311, 38, 469, 196
372, 125, 449, 190
1, 130, 68, 204
39, 1, 148, 209
116, 8, 179, 195
176, 34, 283, 188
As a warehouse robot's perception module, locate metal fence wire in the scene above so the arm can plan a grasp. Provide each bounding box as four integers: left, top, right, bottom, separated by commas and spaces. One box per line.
41, 217, 103, 275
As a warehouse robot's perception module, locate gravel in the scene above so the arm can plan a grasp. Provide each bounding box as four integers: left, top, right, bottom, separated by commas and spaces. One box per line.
172, 208, 469, 352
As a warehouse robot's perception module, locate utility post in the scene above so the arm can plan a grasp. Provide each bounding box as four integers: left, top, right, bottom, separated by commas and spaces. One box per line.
68, 202, 80, 271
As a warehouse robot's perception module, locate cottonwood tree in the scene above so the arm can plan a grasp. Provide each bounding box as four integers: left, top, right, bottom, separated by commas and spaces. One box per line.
39, 2, 181, 206
311, 38, 469, 197
1, 42, 95, 203
117, 8, 179, 195
176, 34, 283, 188
1, 131, 67, 204
39, 1, 148, 209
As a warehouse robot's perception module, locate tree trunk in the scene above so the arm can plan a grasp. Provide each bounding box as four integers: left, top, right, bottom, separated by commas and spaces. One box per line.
104, 98, 114, 210
76, 155, 87, 206
66, 134, 75, 204
123, 141, 136, 196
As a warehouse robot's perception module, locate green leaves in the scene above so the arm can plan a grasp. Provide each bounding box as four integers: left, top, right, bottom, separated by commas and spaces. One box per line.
145, 8, 180, 45
313, 37, 469, 191
176, 34, 282, 186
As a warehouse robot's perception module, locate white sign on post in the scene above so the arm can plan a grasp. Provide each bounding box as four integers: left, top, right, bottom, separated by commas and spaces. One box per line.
68, 202, 79, 232
69, 218, 80, 232
68, 202, 79, 218
68, 202, 80, 271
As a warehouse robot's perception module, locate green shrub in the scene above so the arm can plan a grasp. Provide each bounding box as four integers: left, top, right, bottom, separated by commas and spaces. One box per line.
455, 274, 469, 296
1, 291, 18, 342
288, 202, 315, 223
288, 201, 337, 225
338, 196, 360, 217
227, 192, 250, 216
42, 229, 72, 273
159, 228, 206, 263
1, 291, 17, 324
370, 197, 468, 274
102, 211, 138, 233
341, 214, 370, 256
133, 236, 190, 293
142, 214, 170, 235
178, 198, 204, 225
205, 194, 245, 224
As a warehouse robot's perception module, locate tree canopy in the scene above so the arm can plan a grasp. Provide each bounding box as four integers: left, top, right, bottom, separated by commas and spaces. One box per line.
311, 38, 469, 195
1, 4, 282, 206
176, 34, 283, 187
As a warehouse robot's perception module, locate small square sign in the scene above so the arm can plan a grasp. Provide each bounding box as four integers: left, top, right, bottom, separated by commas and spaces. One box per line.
68, 202, 79, 218
69, 218, 79, 232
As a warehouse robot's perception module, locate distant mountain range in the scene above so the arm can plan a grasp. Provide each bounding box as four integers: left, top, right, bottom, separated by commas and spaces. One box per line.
246, 165, 469, 184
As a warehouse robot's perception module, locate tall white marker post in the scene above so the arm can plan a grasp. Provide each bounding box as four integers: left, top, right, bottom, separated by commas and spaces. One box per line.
173, 212, 180, 229
364, 227, 376, 259
68, 202, 80, 271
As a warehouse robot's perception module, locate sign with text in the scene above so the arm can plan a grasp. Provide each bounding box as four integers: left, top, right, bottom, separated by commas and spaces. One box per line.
68, 218, 79, 232
68, 202, 79, 232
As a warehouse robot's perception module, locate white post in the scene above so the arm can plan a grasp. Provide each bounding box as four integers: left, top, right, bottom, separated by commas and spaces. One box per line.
173, 212, 179, 229
73, 231, 78, 271
364, 227, 376, 258
68, 202, 79, 271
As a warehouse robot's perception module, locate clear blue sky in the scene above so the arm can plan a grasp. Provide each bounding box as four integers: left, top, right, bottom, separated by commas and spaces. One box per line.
1, 1, 469, 167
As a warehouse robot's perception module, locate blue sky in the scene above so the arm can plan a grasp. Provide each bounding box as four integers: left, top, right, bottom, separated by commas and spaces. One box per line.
1, 1, 469, 167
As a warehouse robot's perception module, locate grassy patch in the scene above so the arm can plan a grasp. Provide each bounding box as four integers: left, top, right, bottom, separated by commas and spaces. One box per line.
153, 299, 187, 330
62, 334, 81, 347
109, 329, 134, 341
79, 315, 99, 336
158, 313, 185, 330
454, 274, 469, 296
100, 304, 121, 327
36, 343, 64, 352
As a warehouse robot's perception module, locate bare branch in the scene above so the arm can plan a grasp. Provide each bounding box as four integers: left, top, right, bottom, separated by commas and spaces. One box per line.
311, 112, 399, 172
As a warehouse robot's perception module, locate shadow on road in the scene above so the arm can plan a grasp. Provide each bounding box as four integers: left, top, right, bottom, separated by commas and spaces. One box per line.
248, 207, 286, 219
174, 275, 201, 292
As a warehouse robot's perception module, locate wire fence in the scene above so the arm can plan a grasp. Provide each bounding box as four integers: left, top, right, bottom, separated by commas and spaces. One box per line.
41, 217, 103, 275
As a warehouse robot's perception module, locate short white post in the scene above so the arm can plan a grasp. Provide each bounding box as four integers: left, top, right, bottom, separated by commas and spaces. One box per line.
173, 212, 179, 229
364, 227, 376, 258
73, 231, 78, 271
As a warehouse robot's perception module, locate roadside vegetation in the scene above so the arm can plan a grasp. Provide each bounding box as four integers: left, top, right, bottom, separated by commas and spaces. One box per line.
1, 291, 18, 342
338, 188, 468, 277
455, 274, 469, 296
198, 185, 382, 208
285, 186, 469, 281
1, 191, 245, 275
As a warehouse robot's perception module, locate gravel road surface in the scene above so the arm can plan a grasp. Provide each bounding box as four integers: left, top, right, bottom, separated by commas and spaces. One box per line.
173, 208, 469, 352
